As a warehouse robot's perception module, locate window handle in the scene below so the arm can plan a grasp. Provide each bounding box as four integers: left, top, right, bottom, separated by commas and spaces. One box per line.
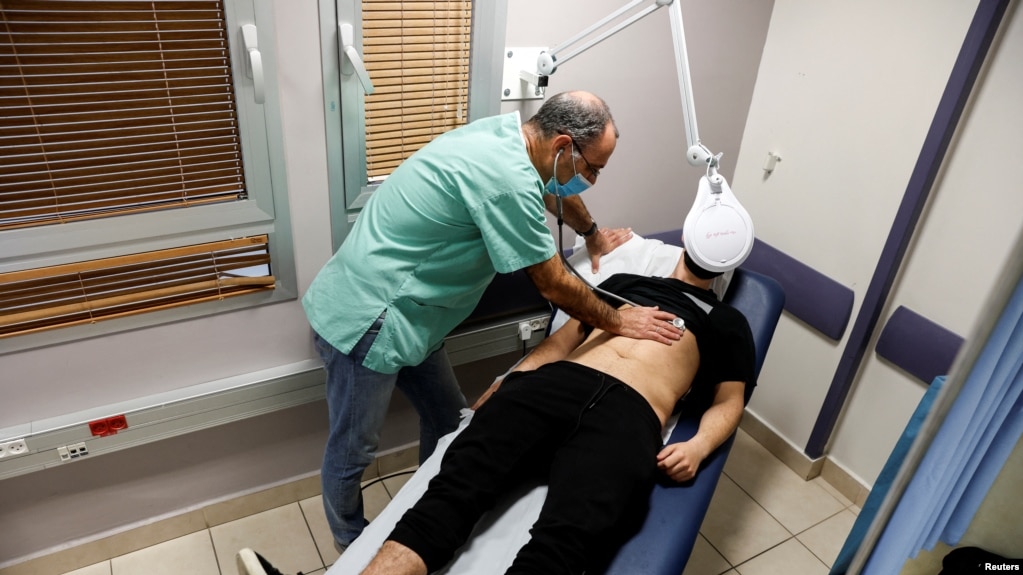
339, 23, 375, 95
241, 24, 265, 104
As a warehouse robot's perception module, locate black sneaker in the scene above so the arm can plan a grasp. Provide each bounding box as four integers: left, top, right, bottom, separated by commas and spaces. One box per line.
236, 548, 304, 575
940, 546, 1022, 574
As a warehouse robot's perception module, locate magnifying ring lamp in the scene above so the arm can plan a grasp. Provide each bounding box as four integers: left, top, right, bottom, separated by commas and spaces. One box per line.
529, 0, 754, 299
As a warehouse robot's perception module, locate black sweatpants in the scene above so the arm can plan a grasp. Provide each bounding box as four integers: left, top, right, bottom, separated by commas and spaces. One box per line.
388, 361, 664, 574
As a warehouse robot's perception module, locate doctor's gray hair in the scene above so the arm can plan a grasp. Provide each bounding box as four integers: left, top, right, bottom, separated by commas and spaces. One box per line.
526, 91, 619, 148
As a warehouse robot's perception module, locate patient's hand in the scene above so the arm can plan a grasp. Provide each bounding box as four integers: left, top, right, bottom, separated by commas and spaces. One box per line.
656, 441, 709, 483
586, 227, 633, 273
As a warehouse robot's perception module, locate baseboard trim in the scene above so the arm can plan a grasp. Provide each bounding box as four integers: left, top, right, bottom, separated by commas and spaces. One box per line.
0, 445, 418, 575
820, 457, 872, 509
739, 410, 870, 507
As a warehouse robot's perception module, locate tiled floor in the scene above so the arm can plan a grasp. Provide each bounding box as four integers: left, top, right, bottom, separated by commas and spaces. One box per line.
57, 429, 858, 575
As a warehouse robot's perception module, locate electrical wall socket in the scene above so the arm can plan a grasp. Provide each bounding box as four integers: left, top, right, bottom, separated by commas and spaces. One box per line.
57, 443, 89, 462
518, 317, 551, 341
0, 438, 28, 458
518, 321, 532, 340
528, 317, 550, 332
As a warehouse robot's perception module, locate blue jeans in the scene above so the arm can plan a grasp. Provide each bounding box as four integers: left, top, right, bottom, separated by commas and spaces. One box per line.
314, 317, 467, 549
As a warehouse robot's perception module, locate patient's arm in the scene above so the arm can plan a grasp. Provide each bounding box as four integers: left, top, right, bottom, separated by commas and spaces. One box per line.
655, 380, 745, 482
515, 318, 588, 372
471, 318, 588, 409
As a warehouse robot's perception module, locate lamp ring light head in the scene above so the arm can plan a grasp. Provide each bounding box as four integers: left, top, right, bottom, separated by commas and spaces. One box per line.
683, 174, 754, 275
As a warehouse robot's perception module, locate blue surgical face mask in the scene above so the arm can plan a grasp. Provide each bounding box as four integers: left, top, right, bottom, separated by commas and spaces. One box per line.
544, 147, 592, 197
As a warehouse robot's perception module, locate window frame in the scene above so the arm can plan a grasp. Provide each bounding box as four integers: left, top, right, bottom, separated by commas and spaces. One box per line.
317, 0, 508, 251
0, 0, 296, 354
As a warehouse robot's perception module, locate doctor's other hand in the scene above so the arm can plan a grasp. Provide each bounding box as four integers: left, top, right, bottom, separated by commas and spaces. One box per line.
616, 306, 682, 344
472, 378, 504, 410
587, 227, 633, 273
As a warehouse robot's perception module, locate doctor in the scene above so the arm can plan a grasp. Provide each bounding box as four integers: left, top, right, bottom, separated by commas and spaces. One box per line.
302, 90, 684, 553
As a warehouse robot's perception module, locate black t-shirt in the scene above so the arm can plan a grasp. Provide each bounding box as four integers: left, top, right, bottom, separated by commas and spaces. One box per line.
594, 273, 756, 414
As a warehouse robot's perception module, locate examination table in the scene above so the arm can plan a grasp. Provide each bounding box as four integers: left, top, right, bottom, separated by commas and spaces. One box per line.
328, 232, 785, 574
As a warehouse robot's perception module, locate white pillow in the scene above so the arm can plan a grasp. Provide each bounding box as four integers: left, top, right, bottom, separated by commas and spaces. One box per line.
549, 233, 731, 333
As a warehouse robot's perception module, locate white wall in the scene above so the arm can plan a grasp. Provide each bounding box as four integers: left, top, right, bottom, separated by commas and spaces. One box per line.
733, 0, 1023, 486
834, 0, 1023, 485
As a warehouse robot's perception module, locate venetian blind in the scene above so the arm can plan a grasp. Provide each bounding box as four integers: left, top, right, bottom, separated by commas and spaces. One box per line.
362, 0, 472, 180
0, 235, 275, 338
0, 0, 246, 230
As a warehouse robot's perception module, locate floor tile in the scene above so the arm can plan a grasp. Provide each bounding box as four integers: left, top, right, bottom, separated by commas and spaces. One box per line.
813, 476, 853, 508
62, 563, 111, 575
111, 531, 219, 575
683, 534, 732, 575
700, 475, 792, 566
299, 495, 341, 566
725, 432, 846, 534
734, 538, 829, 575
797, 509, 857, 568
362, 481, 392, 523
209, 504, 323, 575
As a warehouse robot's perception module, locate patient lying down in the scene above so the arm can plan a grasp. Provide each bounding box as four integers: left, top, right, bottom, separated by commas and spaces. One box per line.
362, 242, 756, 575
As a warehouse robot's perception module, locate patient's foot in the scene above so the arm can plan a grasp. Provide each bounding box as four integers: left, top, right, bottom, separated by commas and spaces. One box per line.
360, 540, 427, 575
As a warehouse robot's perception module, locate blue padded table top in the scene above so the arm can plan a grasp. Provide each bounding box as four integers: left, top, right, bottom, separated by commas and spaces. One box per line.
453, 229, 786, 574
604, 267, 785, 575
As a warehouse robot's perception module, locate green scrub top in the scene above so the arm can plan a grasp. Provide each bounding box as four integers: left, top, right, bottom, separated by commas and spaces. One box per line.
302, 112, 557, 374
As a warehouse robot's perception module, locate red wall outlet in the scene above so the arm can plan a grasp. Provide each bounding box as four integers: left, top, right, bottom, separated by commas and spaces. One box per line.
89, 415, 128, 437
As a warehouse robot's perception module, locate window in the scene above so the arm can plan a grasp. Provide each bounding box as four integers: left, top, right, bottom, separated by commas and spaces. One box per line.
319, 0, 507, 249
0, 0, 293, 351
362, 1, 472, 180
0, 236, 273, 338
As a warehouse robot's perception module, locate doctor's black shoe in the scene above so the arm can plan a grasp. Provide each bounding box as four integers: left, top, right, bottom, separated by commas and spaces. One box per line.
236, 548, 303, 575
939, 546, 1022, 574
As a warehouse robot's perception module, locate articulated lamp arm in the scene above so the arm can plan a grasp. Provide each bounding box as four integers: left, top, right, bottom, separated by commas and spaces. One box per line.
523, 0, 719, 173
524, 0, 755, 274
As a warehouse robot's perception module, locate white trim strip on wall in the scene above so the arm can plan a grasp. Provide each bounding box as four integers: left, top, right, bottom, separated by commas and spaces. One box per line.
0, 311, 549, 480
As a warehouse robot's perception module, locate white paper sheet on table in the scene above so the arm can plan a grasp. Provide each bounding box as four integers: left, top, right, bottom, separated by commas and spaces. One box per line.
328, 407, 683, 574
328, 410, 545, 574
